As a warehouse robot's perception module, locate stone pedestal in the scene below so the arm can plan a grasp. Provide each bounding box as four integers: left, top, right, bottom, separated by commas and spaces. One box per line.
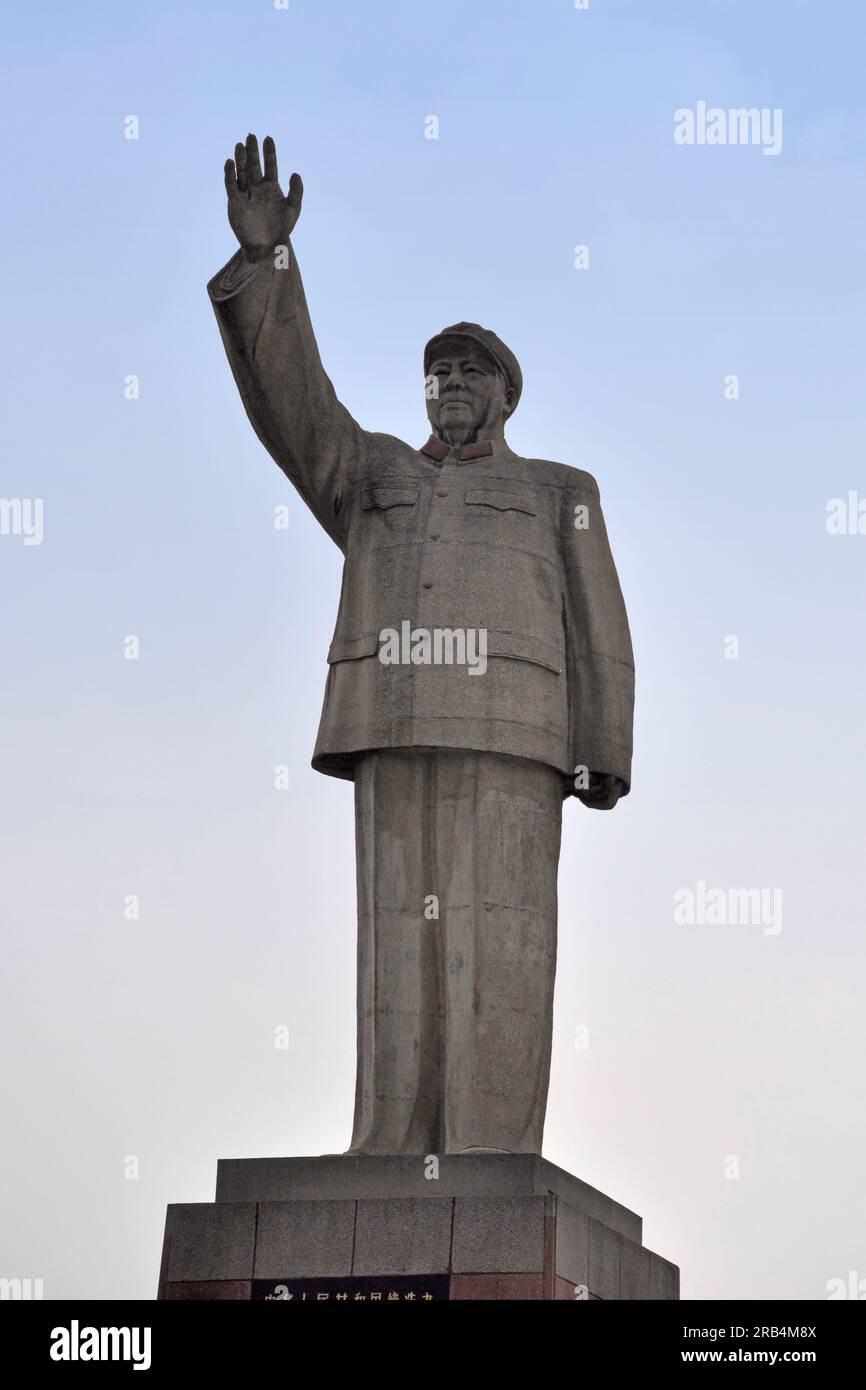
158, 1155, 678, 1301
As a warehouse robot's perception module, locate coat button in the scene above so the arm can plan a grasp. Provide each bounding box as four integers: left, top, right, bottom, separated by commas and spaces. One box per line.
429, 532, 440, 540
436, 489, 448, 497
422, 580, 433, 589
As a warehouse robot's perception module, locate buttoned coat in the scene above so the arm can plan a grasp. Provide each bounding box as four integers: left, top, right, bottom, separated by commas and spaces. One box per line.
208, 246, 634, 795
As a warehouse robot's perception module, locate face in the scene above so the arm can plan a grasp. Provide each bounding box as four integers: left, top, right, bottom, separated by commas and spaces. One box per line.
425, 337, 514, 444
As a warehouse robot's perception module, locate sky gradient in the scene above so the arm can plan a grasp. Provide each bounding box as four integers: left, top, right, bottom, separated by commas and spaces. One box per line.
2, 0, 865, 1300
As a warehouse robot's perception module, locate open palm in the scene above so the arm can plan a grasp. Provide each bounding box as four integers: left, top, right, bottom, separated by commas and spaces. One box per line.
224, 133, 303, 262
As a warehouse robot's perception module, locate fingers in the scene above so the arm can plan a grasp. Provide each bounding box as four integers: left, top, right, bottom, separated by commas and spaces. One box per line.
230, 134, 296, 203
245, 132, 263, 186
287, 170, 304, 210
577, 772, 621, 810
580, 793, 614, 811
262, 135, 278, 183
234, 141, 248, 194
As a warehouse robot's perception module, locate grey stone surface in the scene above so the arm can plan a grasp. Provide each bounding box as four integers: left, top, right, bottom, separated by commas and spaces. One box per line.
451, 1196, 547, 1274
215, 1153, 642, 1243
351, 750, 561, 1154
650, 1252, 681, 1301
621, 1237, 652, 1299
353, 1198, 453, 1275
160, 1165, 679, 1298
253, 1200, 355, 1279
210, 134, 635, 1157
555, 1202, 589, 1288
588, 1217, 622, 1300
164, 1202, 256, 1283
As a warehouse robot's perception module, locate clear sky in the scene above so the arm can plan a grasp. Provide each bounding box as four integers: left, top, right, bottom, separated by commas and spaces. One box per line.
2, 0, 865, 1300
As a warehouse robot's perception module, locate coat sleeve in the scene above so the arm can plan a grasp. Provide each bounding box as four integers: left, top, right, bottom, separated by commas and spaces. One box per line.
207, 242, 365, 550
563, 472, 635, 796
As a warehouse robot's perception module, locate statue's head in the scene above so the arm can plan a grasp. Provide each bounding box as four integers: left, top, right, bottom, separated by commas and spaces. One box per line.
424, 323, 522, 446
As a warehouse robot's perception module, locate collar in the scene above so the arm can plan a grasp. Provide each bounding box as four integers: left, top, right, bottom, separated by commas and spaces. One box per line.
419, 435, 508, 464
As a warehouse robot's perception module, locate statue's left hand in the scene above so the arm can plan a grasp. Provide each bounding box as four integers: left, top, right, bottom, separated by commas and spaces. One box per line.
576, 772, 625, 810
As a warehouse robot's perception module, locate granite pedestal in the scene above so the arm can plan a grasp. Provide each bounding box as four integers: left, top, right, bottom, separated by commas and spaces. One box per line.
158, 1155, 678, 1301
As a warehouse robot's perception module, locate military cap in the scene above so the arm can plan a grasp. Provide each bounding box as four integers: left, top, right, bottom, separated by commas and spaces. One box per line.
424, 322, 523, 410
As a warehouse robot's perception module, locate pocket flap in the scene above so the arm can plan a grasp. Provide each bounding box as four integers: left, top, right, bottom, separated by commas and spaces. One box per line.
484, 629, 563, 674
327, 632, 381, 663
464, 488, 537, 516
362, 484, 419, 510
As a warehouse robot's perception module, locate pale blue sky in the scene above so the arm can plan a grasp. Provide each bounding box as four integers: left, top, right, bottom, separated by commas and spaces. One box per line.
2, 0, 865, 1300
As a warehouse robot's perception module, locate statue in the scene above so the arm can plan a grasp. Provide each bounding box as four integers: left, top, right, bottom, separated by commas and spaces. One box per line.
209, 134, 634, 1158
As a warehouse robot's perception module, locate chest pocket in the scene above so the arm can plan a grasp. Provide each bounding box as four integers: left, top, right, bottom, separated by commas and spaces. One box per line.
362, 484, 419, 511
361, 483, 419, 536
464, 487, 538, 516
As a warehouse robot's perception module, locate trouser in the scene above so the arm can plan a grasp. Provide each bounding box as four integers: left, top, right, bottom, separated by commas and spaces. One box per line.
347, 748, 564, 1156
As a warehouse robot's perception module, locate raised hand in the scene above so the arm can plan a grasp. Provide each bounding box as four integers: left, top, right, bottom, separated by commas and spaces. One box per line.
224, 134, 303, 264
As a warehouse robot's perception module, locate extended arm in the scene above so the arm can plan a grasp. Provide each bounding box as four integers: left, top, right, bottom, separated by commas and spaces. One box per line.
208, 134, 364, 547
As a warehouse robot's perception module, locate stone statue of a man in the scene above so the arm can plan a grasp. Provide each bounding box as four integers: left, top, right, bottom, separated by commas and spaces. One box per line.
209, 134, 634, 1157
